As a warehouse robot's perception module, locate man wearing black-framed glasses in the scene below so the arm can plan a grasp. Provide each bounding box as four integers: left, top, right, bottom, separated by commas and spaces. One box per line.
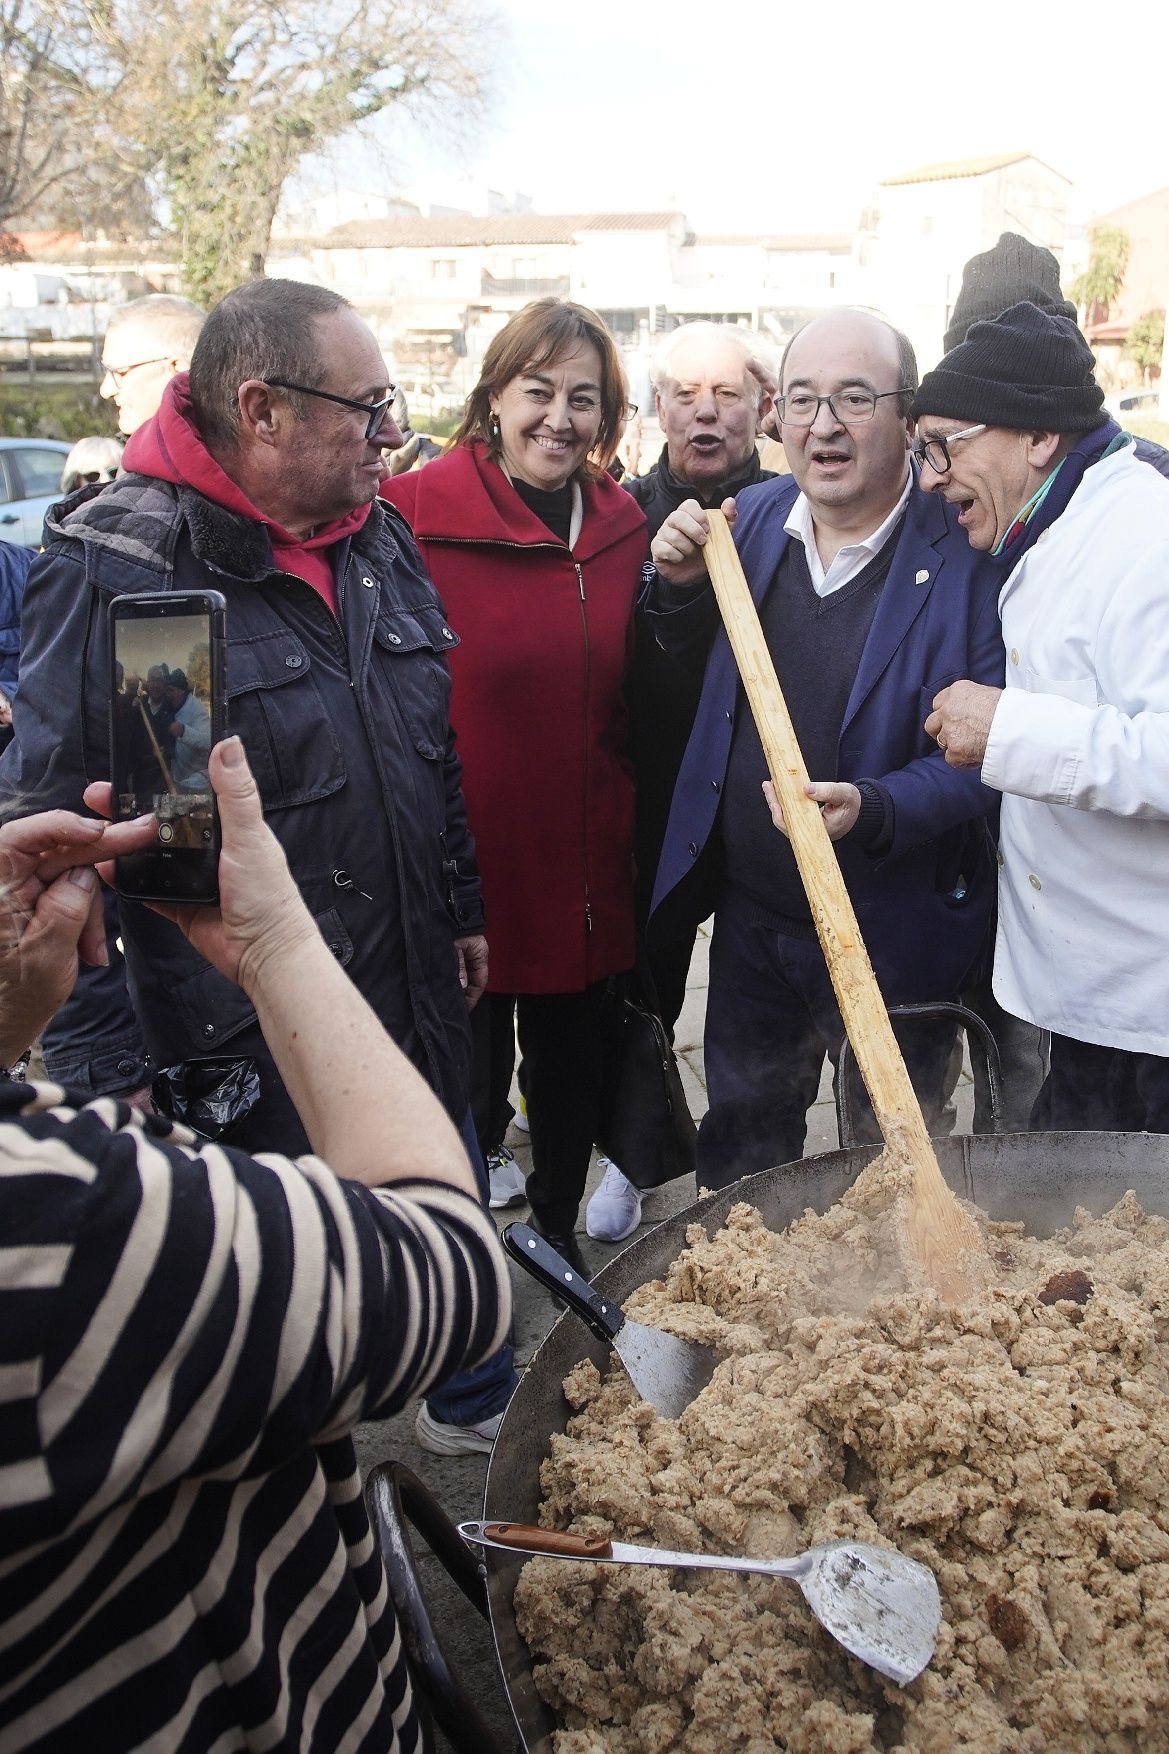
918, 299, 1169, 1138
3, 276, 518, 1453
642, 308, 1005, 1186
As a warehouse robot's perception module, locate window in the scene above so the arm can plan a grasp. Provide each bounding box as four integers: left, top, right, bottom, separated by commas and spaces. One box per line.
431, 258, 457, 280
13, 447, 66, 496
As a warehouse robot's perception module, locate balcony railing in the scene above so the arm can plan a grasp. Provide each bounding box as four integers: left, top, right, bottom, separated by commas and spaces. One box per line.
480, 274, 570, 298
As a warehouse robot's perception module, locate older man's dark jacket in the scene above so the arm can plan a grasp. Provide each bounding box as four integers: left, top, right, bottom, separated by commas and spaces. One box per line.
1, 475, 482, 1149
625, 444, 776, 926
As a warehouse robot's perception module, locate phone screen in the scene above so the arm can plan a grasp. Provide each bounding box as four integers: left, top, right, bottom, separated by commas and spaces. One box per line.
109, 591, 226, 903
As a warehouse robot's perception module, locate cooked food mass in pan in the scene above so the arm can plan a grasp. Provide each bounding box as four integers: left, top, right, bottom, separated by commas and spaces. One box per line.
514, 1185, 1169, 1752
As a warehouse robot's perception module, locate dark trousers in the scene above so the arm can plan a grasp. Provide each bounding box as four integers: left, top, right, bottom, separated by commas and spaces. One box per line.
1030, 1034, 1169, 1134
699, 887, 953, 1190
470, 983, 609, 1232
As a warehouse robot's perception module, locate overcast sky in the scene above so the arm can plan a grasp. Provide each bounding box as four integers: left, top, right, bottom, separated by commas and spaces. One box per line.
332, 0, 1166, 236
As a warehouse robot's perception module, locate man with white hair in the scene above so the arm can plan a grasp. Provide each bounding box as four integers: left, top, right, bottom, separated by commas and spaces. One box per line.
36, 295, 207, 1104
100, 293, 206, 435
586, 323, 777, 1242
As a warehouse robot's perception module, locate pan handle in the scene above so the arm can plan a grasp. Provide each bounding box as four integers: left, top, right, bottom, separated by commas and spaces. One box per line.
836, 1001, 1005, 1148
501, 1222, 626, 1344
364, 1460, 507, 1754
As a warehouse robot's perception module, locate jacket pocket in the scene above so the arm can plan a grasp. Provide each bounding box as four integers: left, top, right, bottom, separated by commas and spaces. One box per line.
167, 903, 354, 1053
1023, 671, 1099, 706
918, 673, 961, 721
226, 630, 347, 808
371, 605, 455, 761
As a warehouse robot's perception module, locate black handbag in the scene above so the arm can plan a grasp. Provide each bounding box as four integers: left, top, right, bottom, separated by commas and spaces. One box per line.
596, 963, 697, 1191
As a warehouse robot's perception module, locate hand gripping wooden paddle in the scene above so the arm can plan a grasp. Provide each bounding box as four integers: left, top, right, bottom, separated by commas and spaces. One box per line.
702, 510, 988, 1300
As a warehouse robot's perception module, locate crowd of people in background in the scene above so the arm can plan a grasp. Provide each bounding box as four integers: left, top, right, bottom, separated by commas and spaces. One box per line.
1, 231, 1168, 1750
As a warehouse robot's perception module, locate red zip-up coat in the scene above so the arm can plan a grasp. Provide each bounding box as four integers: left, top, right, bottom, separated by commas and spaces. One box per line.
383, 441, 645, 993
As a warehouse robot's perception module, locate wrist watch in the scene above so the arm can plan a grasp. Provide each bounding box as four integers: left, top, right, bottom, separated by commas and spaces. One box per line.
5, 1050, 31, 1082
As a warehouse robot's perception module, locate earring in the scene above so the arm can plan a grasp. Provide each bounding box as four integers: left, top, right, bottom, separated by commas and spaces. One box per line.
489, 413, 500, 442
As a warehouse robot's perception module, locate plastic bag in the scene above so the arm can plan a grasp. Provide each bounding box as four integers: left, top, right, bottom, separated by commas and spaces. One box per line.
152, 1057, 260, 1140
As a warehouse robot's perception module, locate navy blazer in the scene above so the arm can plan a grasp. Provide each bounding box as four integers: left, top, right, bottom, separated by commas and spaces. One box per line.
647, 473, 1006, 1002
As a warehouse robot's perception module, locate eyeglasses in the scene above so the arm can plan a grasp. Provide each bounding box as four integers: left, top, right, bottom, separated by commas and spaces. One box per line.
624, 402, 638, 421
776, 388, 911, 426
911, 423, 987, 474
261, 378, 398, 441
102, 356, 172, 388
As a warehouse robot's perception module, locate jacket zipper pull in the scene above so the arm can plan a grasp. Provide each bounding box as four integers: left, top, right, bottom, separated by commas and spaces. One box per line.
333, 868, 373, 902
585, 899, 593, 934
576, 563, 585, 602
438, 830, 461, 917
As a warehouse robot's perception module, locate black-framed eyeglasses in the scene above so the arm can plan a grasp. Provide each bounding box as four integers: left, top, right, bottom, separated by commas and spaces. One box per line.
262, 377, 398, 441
102, 356, 172, 388
776, 387, 911, 426
911, 423, 987, 474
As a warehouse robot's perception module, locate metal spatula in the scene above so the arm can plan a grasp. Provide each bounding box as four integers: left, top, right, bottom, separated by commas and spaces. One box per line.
502, 1222, 716, 1419
460, 1520, 941, 1685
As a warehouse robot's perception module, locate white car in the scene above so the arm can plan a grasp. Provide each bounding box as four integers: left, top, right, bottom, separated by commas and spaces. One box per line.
1103, 387, 1162, 419
395, 377, 464, 425
0, 438, 72, 545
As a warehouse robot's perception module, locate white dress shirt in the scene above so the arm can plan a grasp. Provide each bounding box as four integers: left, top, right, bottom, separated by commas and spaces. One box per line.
783, 468, 913, 598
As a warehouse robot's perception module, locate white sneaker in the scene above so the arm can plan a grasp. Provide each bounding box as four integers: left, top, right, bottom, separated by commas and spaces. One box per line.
487, 1145, 527, 1210
585, 1157, 643, 1242
415, 1403, 503, 1456
511, 1093, 530, 1134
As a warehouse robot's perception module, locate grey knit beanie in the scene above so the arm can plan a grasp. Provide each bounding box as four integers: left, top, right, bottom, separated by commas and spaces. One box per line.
944, 232, 1078, 353
913, 302, 1106, 433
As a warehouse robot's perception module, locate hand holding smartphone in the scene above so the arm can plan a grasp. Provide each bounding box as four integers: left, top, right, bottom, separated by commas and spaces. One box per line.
108, 591, 227, 903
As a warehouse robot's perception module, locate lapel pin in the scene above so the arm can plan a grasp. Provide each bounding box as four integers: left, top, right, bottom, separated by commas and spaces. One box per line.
915, 569, 930, 584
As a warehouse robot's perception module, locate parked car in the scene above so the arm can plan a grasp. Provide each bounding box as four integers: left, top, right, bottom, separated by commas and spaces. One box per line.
395, 376, 465, 424
1103, 386, 1162, 419
0, 438, 72, 545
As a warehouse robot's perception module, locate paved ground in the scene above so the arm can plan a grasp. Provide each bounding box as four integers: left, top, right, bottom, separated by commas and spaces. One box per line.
355, 926, 976, 1750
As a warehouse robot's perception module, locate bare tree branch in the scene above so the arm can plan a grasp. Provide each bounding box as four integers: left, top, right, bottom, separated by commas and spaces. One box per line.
1, 0, 501, 294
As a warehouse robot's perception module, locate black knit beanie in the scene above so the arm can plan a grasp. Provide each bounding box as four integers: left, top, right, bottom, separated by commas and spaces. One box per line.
912, 302, 1106, 433
943, 232, 1078, 352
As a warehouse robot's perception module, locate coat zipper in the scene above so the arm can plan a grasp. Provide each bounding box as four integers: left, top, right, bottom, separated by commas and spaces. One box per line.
434, 534, 597, 949
576, 560, 592, 941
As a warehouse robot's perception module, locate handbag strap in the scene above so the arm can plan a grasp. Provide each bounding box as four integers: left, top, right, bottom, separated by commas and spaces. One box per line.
627, 940, 667, 1025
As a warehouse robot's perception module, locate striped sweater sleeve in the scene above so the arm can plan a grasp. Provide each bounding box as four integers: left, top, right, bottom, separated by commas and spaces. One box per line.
0, 1083, 512, 1535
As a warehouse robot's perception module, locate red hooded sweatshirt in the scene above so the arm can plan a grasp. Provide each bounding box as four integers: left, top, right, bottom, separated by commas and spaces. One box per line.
121, 372, 372, 613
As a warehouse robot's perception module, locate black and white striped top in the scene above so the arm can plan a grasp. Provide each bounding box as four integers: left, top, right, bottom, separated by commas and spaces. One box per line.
0, 1079, 512, 1752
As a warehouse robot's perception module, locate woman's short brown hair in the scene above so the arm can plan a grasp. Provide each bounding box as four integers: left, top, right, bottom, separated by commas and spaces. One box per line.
452, 298, 628, 475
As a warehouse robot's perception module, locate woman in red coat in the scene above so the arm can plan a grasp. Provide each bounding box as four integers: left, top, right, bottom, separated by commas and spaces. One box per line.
382, 299, 645, 1274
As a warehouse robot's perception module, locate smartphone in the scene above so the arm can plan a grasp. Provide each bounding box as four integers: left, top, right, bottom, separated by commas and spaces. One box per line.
108, 590, 227, 903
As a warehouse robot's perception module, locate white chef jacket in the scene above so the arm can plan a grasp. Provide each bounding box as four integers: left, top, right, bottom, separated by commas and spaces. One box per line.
982, 443, 1169, 1053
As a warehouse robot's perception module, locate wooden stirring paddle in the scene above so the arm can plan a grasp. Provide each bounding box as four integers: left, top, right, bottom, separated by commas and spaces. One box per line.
702, 510, 988, 1301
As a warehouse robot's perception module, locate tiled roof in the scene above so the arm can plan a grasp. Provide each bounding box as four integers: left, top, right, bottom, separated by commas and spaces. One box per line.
761, 234, 853, 252
880, 151, 1069, 187
690, 234, 850, 251
318, 212, 685, 249
690, 234, 767, 247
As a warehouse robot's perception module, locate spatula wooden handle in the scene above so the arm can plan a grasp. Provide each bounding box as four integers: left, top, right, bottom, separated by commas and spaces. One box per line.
482, 1523, 613, 1558
703, 512, 984, 1292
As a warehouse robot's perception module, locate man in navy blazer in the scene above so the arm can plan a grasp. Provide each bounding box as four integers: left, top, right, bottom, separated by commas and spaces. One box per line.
645, 309, 1005, 1185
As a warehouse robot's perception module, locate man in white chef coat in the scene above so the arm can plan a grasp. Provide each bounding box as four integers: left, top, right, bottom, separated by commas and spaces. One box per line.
917, 300, 1169, 1133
